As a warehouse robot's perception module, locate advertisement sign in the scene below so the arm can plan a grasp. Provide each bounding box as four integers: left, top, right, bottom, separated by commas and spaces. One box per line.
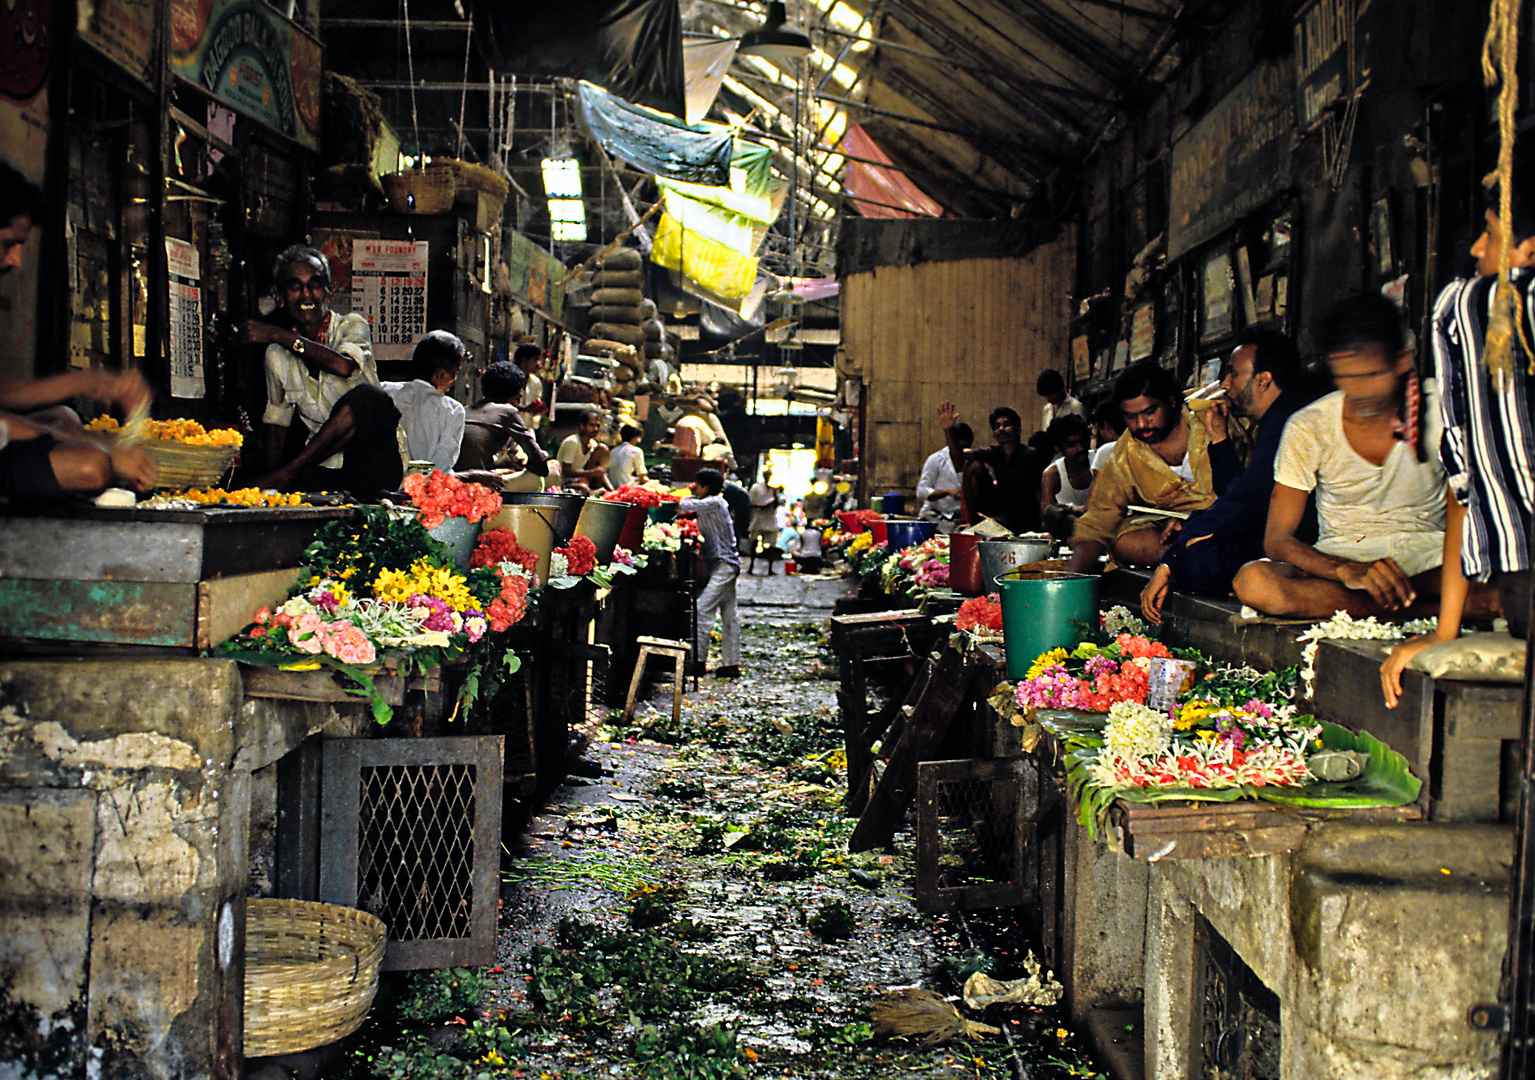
505, 233, 568, 323
352, 240, 428, 363
1294, 0, 1352, 132
166, 238, 205, 399
0, 0, 55, 181
1169, 64, 1295, 259
80, 0, 157, 85
169, 0, 321, 150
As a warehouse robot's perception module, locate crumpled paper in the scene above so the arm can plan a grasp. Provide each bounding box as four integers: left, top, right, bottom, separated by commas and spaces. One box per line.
962, 951, 1063, 1009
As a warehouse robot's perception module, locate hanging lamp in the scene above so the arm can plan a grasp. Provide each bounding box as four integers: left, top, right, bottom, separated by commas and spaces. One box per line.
736, 2, 812, 62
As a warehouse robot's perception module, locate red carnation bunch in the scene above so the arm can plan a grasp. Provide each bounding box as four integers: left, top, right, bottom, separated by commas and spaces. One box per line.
603, 483, 678, 509
486, 573, 529, 632
555, 534, 598, 577
956, 595, 1003, 634
470, 527, 538, 573
403, 470, 503, 529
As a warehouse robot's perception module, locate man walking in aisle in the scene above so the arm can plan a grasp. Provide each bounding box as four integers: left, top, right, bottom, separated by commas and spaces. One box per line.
679, 467, 741, 679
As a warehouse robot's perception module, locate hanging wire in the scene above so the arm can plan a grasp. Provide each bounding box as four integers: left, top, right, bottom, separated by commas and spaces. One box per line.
455, 12, 474, 160
1480, 0, 1530, 389
401, 0, 423, 165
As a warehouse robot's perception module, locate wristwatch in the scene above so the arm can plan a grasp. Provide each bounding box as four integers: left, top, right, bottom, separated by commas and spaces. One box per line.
291, 337, 306, 355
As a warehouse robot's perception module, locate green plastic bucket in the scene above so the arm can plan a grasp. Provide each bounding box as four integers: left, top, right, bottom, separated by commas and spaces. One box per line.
997, 571, 1099, 680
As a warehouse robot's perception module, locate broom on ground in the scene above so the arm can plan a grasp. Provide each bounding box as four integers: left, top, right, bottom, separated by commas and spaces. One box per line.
869, 988, 1000, 1047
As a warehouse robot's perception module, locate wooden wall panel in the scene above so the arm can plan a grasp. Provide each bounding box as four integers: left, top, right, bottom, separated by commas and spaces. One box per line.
841, 231, 1076, 502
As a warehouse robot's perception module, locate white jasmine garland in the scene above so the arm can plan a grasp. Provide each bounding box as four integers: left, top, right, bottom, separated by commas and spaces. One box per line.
1101, 605, 1150, 638
1295, 611, 1437, 697
1103, 700, 1172, 761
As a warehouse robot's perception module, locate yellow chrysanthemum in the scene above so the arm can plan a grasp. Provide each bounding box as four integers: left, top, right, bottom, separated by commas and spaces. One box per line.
371, 558, 477, 611
847, 533, 874, 554
1026, 647, 1070, 680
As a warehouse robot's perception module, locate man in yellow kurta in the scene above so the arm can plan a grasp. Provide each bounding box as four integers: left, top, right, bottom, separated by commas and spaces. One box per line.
1067, 363, 1219, 573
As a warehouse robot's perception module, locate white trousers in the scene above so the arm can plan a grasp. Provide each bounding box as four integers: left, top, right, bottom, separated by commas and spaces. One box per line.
695, 560, 740, 666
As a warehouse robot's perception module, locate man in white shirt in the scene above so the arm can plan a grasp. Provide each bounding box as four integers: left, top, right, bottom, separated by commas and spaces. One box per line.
916, 414, 971, 531
514, 343, 547, 434
385, 330, 468, 472
557, 410, 611, 492
241, 245, 401, 496
1235, 294, 1456, 619
606, 424, 647, 488
1037, 368, 1084, 432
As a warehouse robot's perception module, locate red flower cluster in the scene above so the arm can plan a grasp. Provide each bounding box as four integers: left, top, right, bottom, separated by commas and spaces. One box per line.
486, 573, 529, 632
470, 527, 539, 572
556, 534, 598, 577
1076, 660, 1152, 712
603, 484, 679, 508
676, 518, 700, 542
403, 470, 503, 529
956, 595, 1003, 633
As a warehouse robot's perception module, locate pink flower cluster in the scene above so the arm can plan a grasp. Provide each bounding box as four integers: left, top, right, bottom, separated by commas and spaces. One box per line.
1015, 657, 1153, 713
915, 558, 949, 588
253, 607, 375, 666
403, 470, 503, 529
611, 546, 635, 567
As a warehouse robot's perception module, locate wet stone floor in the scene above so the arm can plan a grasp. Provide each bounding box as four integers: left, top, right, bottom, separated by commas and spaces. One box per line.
331, 570, 1109, 1080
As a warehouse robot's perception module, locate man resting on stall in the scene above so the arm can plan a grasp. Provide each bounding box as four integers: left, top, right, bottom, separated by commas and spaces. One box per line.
240, 244, 402, 497
1381, 183, 1535, 705
454, 359, 549, 485
556, 409, 612, 493
1066, 362, 1220, 574
1140, 329, 1316, 624
1233, 294, 1500, 621
0, 162, 157, 500
385, 330, 468, 472
1039, 414, 1094, 541
938, 400, 1045, 534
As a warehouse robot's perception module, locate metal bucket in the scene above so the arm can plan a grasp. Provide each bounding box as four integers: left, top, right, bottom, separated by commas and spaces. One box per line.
502, 491, 584, 544
426, 515, 480, 569
575, 498, 633, 563
977, 537, 1055, 591
486, 505, 557, 585
998, 570, 1099, 680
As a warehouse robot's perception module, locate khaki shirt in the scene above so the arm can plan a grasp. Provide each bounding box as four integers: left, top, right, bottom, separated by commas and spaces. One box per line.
1075, 406, 1218, 547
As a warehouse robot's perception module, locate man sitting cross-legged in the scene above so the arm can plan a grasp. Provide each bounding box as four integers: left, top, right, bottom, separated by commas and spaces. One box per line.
1234, 294, 1499, 621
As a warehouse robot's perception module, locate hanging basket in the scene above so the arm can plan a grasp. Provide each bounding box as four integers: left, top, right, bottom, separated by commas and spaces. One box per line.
243, 899, 386, 1057
381, 166, 457, 215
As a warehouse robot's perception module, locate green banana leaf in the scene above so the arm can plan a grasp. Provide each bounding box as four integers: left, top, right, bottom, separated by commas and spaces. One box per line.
1257, 721, 1421, 808
218, 646, 394, 723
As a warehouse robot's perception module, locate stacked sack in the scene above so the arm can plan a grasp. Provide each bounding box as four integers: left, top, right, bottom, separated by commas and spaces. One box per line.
584, 247, 648, 395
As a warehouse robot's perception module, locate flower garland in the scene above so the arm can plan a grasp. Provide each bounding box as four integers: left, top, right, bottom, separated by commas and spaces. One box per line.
402, 469, 503, 530
1295, 611, 1436, 697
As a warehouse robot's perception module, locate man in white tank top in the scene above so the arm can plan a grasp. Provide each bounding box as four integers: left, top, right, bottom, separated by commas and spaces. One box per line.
1040, 415, 1094, 539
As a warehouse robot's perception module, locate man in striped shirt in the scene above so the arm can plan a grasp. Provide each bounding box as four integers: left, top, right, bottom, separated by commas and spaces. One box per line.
1382, 184, 1535, 706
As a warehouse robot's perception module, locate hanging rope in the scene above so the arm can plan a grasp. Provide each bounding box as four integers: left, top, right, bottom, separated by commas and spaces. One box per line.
401, 0, 423, 168
454, 15, 473, 161
1480, 0, 1527, 390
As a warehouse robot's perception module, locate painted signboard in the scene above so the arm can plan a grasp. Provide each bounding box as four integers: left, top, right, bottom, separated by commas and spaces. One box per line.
169, 0, 321, 150
79, 0, 157, 86
505, 233, 567, 324
1294, 0, 1352, 132
1169, 63, 1295, 260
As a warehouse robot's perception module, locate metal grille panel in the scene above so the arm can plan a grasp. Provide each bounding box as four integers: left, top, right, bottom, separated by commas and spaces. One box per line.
1195, 915, 1281, 1079
320, 737, 503, 970
915, 758, 1032, 912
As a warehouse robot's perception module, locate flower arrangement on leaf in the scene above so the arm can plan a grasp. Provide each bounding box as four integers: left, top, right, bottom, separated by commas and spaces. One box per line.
218, 506, 532, 722
402, 469, 503, 529
1014, 634, 1173, 713
1083, 700, 1317, 792
547, 534, 598, 587
956, 595, 1004, 639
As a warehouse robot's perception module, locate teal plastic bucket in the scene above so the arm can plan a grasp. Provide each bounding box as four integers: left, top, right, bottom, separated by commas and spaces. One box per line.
997, 571, 1099, 680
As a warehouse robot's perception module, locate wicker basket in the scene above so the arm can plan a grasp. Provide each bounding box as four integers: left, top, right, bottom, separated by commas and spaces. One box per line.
244, 899, 386, 1057
382, 166, 457, 214
141, 440, 239, 490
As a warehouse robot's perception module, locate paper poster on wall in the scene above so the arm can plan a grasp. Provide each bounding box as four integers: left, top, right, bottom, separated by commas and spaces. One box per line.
166, 238, 205, 399
1130, 304, 1156, 361
352, 240, 429, 363
1201, 251, 1233, 343
1071, 335, 1091, 381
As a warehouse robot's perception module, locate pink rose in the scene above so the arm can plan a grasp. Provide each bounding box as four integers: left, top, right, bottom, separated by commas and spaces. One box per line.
319, 622, 376, 666
293, 612, 325, 654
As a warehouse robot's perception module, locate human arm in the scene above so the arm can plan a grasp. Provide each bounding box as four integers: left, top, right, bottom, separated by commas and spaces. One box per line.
936, 401, 968, 474
0, 369, 153, 416
1141, 563, 1173, 626
1263, 483, 1417, 608
240, 319, 360, 378
1039, 462, 1063, 516
1380, 489, 1468, 707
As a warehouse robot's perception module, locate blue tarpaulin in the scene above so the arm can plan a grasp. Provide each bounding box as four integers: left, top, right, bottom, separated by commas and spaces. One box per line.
577, 82, 734, 187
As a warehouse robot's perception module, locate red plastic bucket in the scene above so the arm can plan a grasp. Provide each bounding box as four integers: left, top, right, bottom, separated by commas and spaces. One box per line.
951, 532, 984, 596
836, 510, 864, 534
783, 559, 799, 575
617, 502, 648, 552
868, 517, 889, 546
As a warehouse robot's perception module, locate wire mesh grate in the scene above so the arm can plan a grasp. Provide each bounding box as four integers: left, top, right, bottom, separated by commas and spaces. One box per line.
915, 758, 1031, 912
356, 763, 477, 942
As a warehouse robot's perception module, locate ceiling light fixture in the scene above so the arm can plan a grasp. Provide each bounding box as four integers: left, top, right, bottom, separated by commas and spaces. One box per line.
736, 2, 812, 62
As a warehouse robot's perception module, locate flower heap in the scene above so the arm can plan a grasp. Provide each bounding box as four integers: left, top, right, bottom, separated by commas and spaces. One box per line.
467, 527, 540, 632
602, 481, 680, 508
402, 469, 503, 530
87, 415, 244, 446
549, 534, 598, 582
896, 535, 950, 590
1085, 700, 1316, 791
956, 595, 1004, 639
1015, 634, 1169, 713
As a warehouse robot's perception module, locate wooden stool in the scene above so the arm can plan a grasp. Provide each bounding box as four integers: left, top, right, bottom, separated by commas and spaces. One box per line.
624, 636, 692, 726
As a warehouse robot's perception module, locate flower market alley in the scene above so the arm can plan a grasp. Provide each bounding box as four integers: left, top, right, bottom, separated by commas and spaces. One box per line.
313, 568, 1112, 1080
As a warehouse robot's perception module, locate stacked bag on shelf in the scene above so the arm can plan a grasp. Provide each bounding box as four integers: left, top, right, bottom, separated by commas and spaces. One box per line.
583, 247, 648, 396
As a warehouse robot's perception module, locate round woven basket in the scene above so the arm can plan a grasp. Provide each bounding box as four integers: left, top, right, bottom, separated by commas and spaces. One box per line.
141, 440, 239, 490
243, 898, 386, 1057
382, 166, 456, 214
